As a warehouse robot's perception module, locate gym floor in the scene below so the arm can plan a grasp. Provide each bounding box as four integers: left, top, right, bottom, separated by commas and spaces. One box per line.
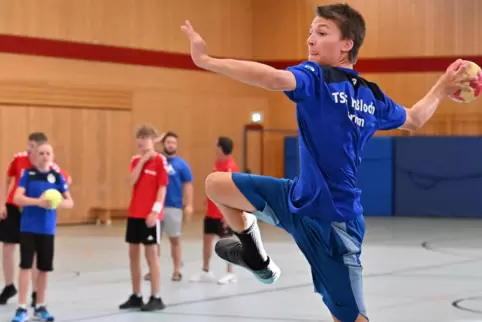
0, 216, 482, 322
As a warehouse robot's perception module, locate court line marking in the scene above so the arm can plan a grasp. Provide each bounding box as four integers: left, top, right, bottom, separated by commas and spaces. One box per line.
64, 253, 482, 321
452, 296, 482, 315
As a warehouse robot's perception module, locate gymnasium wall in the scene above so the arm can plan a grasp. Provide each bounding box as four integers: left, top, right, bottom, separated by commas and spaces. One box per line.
0, 0, 481, 222
0, 0, 268, 223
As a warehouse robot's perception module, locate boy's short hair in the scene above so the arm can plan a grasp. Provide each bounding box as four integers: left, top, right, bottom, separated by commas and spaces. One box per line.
135, 125, 158, 139
28, 132, 48, 144
316, 3, 366, 63
217, 136, 234, 155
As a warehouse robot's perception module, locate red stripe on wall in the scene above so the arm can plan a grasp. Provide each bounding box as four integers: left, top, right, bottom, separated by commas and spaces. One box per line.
0, 34, 481, 73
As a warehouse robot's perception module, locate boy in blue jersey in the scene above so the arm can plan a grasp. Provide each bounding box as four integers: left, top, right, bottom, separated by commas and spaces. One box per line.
182, 3, 476, 322
11, 143, 74, 322
145, 132, 193, 282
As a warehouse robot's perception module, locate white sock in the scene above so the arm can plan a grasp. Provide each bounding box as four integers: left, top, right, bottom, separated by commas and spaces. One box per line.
135, 293, 142, 297
36, 303, 44, 308
18, 304, 27, 309
152, 293, 159, 299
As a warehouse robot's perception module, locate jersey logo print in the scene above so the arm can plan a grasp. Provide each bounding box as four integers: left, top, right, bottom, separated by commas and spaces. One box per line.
47, 173, 56, 184
144, 169, 157, 176
167, 164, 176, 176
304, 64, 315, 72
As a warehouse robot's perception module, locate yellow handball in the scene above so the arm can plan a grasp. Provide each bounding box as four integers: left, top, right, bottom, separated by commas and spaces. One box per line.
43, 189, 63, 210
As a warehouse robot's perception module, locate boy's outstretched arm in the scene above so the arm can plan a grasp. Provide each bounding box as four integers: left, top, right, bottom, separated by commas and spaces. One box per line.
181, 20, 296, 91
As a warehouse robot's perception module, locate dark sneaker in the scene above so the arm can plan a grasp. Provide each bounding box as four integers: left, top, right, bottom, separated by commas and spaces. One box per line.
30, 291, 37, 308
141, 296, 165, 311
34, 306, 55, 321
215, 238, 281, 284
119, 294, 143, 309
0, 284, 17, 305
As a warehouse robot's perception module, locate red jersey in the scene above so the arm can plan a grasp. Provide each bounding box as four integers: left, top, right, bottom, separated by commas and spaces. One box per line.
206, 156, 239, 219
128, 153, 168, 220
6, 152, 70, 205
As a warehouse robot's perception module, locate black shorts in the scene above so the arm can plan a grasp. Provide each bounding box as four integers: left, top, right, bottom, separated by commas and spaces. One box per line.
125, 218, 160, 245
0, 204, 21, 244
19, 232, 55, 272
204, 217, 233, 238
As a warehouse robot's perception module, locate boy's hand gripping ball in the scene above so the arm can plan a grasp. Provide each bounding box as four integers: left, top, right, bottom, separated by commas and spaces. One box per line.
449, 61, 482, 103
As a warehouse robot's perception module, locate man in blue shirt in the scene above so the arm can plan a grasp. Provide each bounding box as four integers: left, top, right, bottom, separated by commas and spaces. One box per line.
159, 132, 193, 281
11, 143, 74, 322
181, 3, 475, 322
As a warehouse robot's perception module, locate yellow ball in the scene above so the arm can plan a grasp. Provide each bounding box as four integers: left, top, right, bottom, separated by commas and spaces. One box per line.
449, 61, 482, 103
43, 189, 62, 210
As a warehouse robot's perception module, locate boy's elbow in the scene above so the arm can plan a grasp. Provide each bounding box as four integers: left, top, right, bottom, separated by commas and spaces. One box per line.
403, 109, 424, 131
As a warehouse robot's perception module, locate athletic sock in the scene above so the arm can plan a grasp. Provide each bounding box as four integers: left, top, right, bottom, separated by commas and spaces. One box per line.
235, 215, 269, 270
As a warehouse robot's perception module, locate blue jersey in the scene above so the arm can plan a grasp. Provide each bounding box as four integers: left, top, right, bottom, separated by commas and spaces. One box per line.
284, 62, 406, 221
18, 167, 68, 235
164, 156, 193, 209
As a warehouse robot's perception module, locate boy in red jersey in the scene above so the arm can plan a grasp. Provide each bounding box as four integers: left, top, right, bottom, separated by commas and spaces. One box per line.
189, 136, 238, 285
119, 125, 168, 312
0, 132, 71, 307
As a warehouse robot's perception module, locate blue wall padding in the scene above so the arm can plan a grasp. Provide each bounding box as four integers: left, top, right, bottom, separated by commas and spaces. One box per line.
393, 136, 482, 218
357, 137, 394, 216
283, 136, 393, 216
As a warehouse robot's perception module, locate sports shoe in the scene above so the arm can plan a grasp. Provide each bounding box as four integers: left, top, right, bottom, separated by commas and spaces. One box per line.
188, 270, 216, 283
217, 273, 237, 285
0, 284, 17, 304
34, 306, 54, 321
140, 296, 165, 311
215, 238, 281, 284
119, 294, 143, 309
11, 307, 28, 322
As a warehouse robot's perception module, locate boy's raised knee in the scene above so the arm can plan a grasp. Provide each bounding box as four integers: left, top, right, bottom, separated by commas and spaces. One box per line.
205, 172, 231, 202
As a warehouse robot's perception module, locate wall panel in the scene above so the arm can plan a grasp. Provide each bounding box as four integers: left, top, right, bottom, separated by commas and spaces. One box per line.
253, 0, 482, 60
0, 0, 253, 58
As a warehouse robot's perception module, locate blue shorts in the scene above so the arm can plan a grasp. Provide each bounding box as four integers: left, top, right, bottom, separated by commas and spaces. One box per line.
232, 173, 367, 322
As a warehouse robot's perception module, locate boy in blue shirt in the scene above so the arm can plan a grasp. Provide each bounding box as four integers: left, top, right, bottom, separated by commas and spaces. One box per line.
181, 3, 476, 322
11, 143, 74, 322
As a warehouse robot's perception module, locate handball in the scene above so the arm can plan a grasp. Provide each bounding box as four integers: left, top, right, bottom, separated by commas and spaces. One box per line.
449, 61, 482, 103
43, 189, 62, 209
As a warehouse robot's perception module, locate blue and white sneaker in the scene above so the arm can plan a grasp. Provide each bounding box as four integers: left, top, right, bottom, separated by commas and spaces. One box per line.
215, 238, 281, 284
34, 306, 54, 321
11, 307, 28, 322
